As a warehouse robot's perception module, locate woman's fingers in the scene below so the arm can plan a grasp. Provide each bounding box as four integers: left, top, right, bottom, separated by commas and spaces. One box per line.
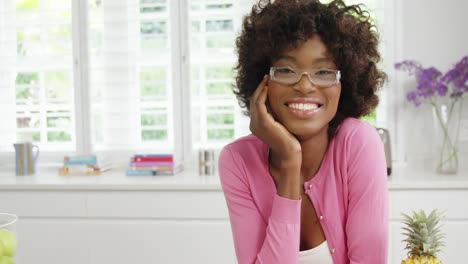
250, 75, 268, 110
256, 81, 269, 116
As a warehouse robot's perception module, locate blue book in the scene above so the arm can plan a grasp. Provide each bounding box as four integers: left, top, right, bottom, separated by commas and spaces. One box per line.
64, 155, 97, 165
126, 170, 155, 176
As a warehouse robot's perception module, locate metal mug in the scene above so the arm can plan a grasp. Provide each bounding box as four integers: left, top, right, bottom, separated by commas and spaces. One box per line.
199, 149, 215, 176
376, 128, 392, 176
13, 142, 39, 175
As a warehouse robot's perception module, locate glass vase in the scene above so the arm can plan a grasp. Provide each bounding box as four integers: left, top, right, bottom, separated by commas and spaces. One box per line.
432, 98, 463, 174
0, 213, 19, 263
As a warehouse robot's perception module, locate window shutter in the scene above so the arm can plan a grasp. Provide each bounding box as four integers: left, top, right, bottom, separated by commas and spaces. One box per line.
0, 0, 75, 153
189, 0, 253, 149
0, 1, 17, 151
88, 0, 174, 153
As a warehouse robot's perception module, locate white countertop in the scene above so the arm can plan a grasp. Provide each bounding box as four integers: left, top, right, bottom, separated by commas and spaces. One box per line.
0, 166, 222, 191
0, 164, 467, 191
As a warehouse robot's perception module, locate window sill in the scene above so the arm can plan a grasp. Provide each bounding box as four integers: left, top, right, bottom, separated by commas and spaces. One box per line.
0, 163, 467, 191
0, 166, 222, 191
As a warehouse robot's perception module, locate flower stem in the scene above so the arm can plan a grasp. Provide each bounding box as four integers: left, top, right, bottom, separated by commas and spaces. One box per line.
429, 98, 458, 171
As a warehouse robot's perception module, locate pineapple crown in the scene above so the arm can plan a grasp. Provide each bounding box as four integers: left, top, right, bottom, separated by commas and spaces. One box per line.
401, 209, 445, 258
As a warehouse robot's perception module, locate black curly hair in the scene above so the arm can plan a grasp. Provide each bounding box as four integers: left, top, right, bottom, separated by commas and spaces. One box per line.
234, 0, 387, 137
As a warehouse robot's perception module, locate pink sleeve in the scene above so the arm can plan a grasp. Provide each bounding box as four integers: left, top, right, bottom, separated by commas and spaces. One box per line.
219, 146, 301, 264
345, 123, 389, 263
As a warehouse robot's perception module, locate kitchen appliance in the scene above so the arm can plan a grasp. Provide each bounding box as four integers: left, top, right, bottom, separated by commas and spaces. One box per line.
376, 128, 392, 175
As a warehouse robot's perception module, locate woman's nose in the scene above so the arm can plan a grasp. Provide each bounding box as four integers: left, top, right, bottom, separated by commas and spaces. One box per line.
293, 73, 317, 93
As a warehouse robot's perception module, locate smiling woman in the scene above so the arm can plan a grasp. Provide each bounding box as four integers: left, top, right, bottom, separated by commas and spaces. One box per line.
219, 0, 389, 263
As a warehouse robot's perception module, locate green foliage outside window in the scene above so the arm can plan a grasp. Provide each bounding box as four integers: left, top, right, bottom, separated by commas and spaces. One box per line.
47, 131, 71, 142
206, 20, 233, 32
45, 71, 70, 100
47, 117, 71, 128
16, 73, 39, 100
206, 35, 233, 49
141, 21, 166, 35
141, 114, 167, 126
206, 82, 231, 95
360, 111, 376, 126
206, 66, 233, 79
141, 68, 166, 96
140, 0, 166, 13
16, 72, 38, 84
207, 129, 234, 140
16, 0, 39, 11
207, 113, 234, 125
142, 130, 167, 140
32, 132, 40, 141
206, 4, 233, 10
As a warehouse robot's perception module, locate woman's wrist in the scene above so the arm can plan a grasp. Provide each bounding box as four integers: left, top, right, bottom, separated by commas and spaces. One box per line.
276, 167, 301, 200
277, 177, 301, 200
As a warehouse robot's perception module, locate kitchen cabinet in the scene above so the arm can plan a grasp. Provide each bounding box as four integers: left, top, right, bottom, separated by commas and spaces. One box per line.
1, 167, 467, 263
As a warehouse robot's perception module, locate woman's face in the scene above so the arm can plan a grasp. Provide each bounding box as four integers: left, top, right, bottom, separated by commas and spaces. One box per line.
267, 35, 341, 140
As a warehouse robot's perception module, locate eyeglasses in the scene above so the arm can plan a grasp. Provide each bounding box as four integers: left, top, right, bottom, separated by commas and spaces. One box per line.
269, 66, 341, 88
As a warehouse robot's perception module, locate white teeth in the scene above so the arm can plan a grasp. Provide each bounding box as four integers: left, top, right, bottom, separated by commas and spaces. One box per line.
288, 103, 319, 111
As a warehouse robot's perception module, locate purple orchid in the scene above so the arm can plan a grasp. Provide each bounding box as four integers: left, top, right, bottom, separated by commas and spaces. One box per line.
442, 56, 468, 98
395, 56, 467, 106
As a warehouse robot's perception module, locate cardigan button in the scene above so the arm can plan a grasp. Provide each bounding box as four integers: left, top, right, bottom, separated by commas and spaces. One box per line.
319, 215, 324, 220
330, 248, 336, 254
308, 184, 313, 190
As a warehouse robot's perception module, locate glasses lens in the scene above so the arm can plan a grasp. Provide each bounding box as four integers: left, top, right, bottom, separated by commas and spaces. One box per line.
312, 70, 337, 87
273, 67, 298, 84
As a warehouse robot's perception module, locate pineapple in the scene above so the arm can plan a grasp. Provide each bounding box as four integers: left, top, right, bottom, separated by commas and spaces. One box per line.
401, 209, 445, 264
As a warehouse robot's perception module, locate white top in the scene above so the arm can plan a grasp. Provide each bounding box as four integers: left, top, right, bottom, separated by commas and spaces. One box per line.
298, 240, 334, 264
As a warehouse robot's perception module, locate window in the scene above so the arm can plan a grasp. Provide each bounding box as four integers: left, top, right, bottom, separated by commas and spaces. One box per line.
189, 0, 252, 149
88, 0, 173, 151
0, 0, 393, 164
0, 0, 75, 152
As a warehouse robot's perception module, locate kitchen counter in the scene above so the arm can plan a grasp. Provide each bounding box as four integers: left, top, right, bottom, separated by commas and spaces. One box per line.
1, 164, 467, 264
0, 163, 467, 191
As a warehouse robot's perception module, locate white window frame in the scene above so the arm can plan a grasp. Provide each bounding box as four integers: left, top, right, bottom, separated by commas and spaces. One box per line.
0, 0, 399, 169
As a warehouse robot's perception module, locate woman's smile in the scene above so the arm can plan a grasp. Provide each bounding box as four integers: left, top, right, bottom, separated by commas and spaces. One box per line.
285, 97, 324, 119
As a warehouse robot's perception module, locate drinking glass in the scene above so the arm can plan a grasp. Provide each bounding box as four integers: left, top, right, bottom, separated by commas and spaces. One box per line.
0, 213, 19, 263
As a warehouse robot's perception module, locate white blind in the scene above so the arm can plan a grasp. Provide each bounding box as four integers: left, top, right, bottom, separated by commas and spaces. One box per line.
189, 0, 253, 149
88, 0, 173, 152
0, 1, 17, 151
0, 0, 392, 164
0, 0, 75, 152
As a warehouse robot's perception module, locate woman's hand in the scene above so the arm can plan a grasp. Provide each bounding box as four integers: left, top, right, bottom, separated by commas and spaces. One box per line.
249, 75, 302, 169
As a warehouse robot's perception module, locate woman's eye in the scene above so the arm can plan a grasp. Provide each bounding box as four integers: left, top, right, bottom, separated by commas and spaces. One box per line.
277, 68, 295, 74
315, 70, 334, 76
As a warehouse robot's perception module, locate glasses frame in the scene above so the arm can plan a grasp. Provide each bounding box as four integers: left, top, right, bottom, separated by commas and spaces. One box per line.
269, 66, 341, 88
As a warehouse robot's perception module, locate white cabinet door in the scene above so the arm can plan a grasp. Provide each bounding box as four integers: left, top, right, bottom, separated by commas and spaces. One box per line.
86, 191, 229, 219
17, 219, 89, 264
87, 220, 236, 264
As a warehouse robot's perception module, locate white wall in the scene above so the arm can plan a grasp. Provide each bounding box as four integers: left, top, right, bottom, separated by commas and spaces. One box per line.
393, 0, 468, 167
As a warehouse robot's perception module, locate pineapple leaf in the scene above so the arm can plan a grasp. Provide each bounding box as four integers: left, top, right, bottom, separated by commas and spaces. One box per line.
401, 209, 446, 259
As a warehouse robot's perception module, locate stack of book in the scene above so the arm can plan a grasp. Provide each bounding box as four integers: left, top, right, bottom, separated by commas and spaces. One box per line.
126, 154, 183, 176
59, 155, 110, 175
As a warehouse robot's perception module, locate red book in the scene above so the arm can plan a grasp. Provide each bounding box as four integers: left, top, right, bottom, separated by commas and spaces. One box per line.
133, 155, 173, 163
130, 161, 175, 167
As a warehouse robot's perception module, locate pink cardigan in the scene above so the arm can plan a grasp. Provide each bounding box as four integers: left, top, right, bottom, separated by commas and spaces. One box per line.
219, 118, 388, 264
